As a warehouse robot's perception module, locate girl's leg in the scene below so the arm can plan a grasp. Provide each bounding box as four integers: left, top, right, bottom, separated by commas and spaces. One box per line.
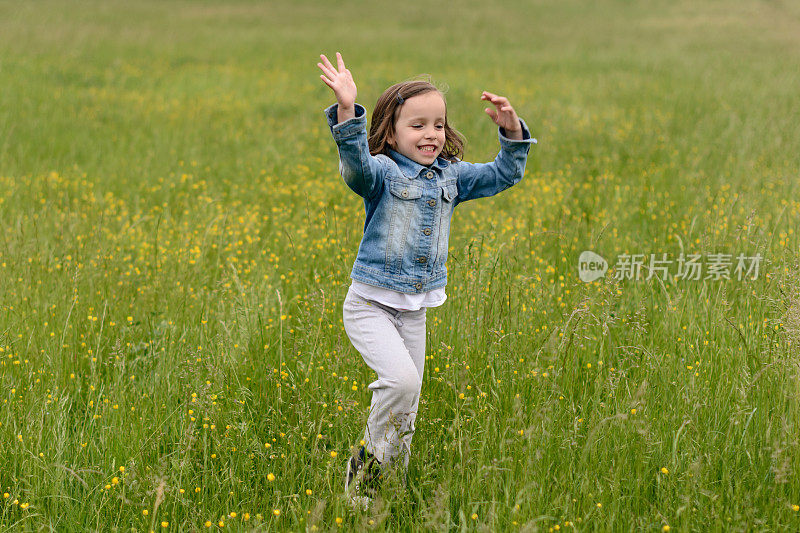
342, 286, 425, 467
393, 307, 426, 470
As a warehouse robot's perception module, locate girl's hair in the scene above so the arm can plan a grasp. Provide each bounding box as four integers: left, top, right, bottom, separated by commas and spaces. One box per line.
368, 79, 465, 162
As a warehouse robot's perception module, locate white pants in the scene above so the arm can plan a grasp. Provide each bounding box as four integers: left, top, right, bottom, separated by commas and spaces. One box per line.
342, 285, 427, 469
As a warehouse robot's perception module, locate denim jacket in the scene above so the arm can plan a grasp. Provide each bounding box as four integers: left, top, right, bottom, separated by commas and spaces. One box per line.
325, 102, 537, 294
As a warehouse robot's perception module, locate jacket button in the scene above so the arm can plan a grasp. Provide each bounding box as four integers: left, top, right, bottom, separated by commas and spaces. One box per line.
418, 256, 427, 263
425, 171, 434, 179
428, 199, 436, 207
423, 228, 432, 235
414, 282, 422, 290
402, 190, 409, 198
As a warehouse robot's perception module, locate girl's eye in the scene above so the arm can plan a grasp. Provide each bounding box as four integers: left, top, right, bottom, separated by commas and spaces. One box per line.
435, 124, 444, 129
412, 125, 423, 129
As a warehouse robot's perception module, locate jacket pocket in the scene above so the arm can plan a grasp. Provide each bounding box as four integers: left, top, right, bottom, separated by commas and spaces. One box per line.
389, 181, 423, 200
441, 180, 458, 203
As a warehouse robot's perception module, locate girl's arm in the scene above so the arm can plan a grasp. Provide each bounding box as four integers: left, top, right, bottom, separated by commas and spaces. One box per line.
455, 92, 537, 203
318, 53, 385, 199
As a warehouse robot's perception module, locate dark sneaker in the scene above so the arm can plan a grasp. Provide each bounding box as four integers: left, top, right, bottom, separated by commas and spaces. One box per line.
344, 446, 382, 510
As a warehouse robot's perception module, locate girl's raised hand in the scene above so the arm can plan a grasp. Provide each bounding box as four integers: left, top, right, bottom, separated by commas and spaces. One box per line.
318, 52, 357, 111
481, 91, 523, 140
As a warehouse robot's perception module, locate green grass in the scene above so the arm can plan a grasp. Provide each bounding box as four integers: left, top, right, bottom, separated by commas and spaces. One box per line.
1, 0, 800, 531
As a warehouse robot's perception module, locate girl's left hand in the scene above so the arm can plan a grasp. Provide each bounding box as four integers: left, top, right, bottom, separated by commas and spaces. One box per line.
481, 91, 522, 140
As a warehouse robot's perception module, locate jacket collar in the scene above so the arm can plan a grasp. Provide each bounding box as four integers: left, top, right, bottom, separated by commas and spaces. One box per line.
388, 149, 450, 178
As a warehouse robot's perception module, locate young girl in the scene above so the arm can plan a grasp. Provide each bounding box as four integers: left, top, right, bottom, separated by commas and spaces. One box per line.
317, 52, 536, 504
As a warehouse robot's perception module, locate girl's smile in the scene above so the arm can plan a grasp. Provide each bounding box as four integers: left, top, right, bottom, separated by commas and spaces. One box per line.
388, 91, 447, 166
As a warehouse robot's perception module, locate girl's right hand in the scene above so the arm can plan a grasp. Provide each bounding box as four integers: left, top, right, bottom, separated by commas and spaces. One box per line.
318, 52, 357, 111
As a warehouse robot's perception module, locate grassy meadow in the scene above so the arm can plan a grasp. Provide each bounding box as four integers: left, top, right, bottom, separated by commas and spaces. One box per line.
2, 0, 800, 530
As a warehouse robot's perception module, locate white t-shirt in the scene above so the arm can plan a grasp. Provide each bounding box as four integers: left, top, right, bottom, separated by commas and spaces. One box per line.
350, 280, 446, 311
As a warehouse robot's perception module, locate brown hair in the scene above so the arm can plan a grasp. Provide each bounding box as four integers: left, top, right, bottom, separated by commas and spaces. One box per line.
368, 79, 465, 162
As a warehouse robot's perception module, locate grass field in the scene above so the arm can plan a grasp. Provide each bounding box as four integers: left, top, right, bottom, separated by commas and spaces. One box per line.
1, 0, 800, 531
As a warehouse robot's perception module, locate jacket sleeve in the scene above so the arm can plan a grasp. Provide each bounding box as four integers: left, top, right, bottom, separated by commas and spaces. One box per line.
454, 118, 537, 203
324, 103, 385, 200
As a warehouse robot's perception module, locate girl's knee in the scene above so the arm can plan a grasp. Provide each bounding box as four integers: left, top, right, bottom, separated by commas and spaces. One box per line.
392, 368, 422, 398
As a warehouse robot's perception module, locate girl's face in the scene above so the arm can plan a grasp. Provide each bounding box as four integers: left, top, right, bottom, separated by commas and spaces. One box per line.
387, 91, 447, 166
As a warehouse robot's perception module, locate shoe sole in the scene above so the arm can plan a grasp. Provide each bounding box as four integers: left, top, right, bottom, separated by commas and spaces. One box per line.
344, 455, 359, 493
